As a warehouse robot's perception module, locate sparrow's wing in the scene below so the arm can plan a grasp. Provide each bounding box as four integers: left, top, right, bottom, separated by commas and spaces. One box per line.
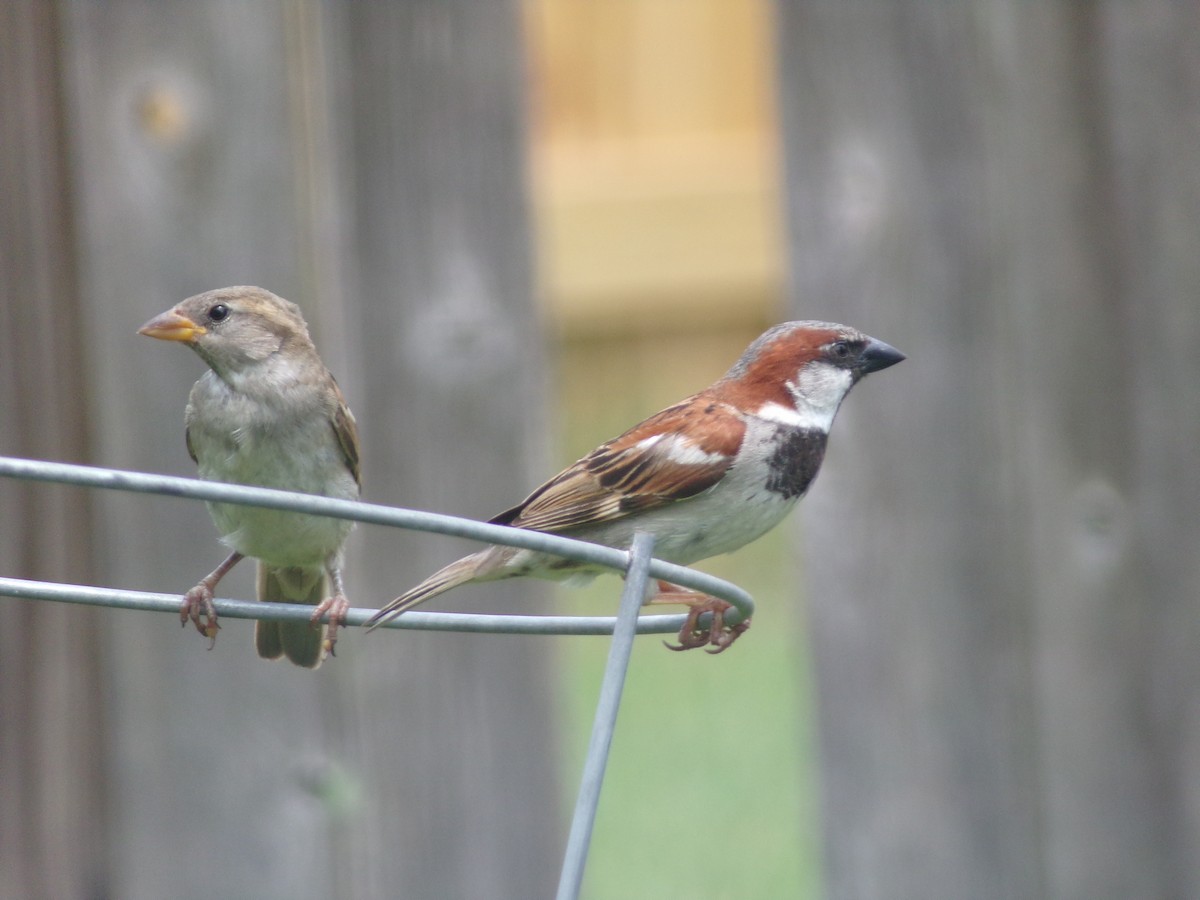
492, 397, 746, 533
329, 377, 361, 488
185, 426, 198, 465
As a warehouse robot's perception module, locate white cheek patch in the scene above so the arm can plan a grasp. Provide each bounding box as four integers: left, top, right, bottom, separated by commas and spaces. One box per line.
793, 365, 854, 429
756, 364, 855, 432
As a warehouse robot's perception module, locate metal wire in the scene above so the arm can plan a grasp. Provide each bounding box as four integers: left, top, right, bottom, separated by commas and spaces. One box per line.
0, 456, 754, 633
557, 531, 655, 900
0, 454, 755, 900
0, 576, 704, 636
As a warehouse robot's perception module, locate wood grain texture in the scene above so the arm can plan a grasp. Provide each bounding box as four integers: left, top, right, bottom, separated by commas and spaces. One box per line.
774, 3, 1200, 898
326, 3, 561, 896
0, 2, 109, 898
46, 1, 556, 898
60, 2, 346, 897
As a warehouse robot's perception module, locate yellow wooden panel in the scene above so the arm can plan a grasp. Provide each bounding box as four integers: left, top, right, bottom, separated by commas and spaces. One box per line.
526, 0, 775, 141
525, 0, 784, 334
535, 134, 782, 329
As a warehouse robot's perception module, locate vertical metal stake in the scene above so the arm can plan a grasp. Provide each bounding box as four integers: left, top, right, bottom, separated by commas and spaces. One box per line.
556, 531, 656, 900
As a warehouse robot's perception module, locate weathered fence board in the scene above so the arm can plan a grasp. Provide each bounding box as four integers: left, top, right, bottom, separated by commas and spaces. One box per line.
0, 3, 107, 898
327, 2, 561, 897
1, 1, 560, 898
775, 2, 1200, 897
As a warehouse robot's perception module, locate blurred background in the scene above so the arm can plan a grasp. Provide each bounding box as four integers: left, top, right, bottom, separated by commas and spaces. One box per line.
2, 2, 1198, 899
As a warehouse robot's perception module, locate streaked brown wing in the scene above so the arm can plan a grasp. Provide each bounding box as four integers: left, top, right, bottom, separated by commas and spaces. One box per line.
492, 397, 745, 533
329, 377, 361, 488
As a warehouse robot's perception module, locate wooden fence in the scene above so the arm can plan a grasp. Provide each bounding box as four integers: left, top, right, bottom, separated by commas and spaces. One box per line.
2, 3, 557, 898
777, 3, 1200, 898
3, 2, 1199, 899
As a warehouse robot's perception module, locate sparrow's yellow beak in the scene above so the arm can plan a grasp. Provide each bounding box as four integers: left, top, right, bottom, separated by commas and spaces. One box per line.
137, 310, 207, 343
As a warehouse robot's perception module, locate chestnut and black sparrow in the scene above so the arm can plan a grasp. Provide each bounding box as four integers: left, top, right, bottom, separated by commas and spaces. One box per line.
367, 320, 903, 653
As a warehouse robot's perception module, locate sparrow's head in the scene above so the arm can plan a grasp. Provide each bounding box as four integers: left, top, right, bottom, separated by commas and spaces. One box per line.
138, 286, 314, 380
719, 321, 904, 431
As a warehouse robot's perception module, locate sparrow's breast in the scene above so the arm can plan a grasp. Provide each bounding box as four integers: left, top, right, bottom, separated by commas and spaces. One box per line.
186, 374, 357, 567
566, 421, 827, 567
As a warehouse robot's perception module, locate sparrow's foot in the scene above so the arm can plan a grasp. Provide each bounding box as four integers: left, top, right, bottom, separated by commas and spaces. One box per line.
651, 583, 750, 654
311, 593, 350, 657
180, 551, 241, 650
181, 583, 221, 649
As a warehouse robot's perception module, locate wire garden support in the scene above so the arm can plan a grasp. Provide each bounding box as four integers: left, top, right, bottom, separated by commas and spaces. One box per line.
557, 530, 656, 900
0, 456, 753, 898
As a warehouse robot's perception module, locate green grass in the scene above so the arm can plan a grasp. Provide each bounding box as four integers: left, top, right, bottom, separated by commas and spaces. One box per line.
554, 529, 824, 900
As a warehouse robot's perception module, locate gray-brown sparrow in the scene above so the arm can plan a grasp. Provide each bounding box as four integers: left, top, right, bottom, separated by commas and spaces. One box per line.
139, 286, 360, 668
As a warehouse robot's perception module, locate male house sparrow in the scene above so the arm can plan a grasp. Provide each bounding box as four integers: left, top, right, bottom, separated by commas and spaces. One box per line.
367, 321, 903, 652
139, 286, 360, 668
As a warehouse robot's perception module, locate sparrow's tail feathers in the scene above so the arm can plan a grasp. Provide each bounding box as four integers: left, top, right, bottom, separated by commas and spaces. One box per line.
366, 548, 506, 632
257, 564, 326, 669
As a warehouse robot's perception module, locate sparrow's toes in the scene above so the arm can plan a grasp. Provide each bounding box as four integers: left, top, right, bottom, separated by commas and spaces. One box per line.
662, 596, 748, 654
181, 584, 221, 648
311, 593, 350, 657
705, 616, 751, 655
663, 605, 712, 652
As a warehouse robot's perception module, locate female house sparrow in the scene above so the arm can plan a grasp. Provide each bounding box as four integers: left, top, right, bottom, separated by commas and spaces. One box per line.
367, 321, 903, 653
139, 286, 360, 668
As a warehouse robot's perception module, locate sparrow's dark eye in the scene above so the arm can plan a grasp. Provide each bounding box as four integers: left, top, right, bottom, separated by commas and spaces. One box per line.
207, 303, 230, 323
832, 341, 851, 360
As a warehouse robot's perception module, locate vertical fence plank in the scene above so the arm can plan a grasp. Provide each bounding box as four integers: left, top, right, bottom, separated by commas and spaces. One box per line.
325, 2, 561, 896
9, 2, 558, 898
0, 2, 108, 897
59, 2, 349, 897
51, 1, 558, 897
774, 2, 1200, 898
1041, 5, 1200, 893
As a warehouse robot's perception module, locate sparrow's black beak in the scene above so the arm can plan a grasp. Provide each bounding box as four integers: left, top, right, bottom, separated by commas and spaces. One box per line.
859, 337, 906, 374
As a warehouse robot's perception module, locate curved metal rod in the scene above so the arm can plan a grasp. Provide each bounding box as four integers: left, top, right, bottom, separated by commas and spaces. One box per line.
0, 576, 697, 636
0, 456, 754, 633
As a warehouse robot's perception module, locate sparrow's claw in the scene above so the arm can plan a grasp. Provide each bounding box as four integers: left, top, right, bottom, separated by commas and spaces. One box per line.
311, 593, 350, 657
179, 551, 240, 650
660, 594, 750, 653
704, 617, 750, 654
181, 583, 221, 649
663, 604, 710, 651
